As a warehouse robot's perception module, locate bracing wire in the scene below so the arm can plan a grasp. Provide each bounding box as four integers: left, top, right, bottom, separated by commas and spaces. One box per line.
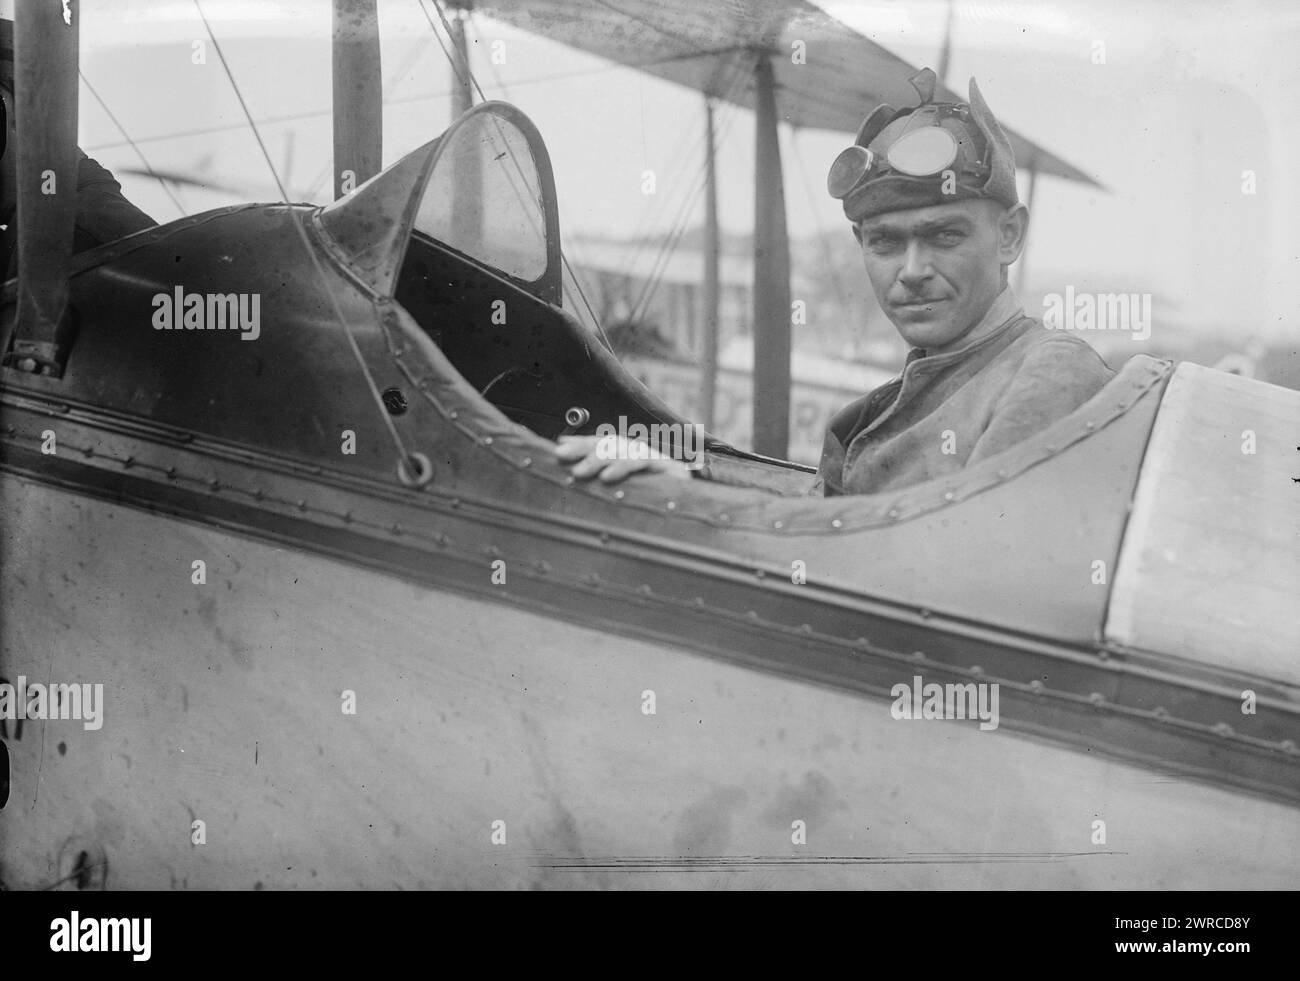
787, 125, 853, 329
191, 0, 419, 478
420, 0, 613, 351
625, 51, 753, 327
79, 70, 187, 219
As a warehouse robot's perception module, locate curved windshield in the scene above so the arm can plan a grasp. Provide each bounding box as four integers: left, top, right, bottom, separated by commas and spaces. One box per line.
415, 112, 548, 283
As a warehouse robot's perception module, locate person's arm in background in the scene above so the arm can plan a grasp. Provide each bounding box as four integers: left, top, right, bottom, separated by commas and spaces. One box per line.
74, 150, 157, 249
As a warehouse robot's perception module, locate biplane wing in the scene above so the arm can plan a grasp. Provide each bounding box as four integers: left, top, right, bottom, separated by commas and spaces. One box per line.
473, 0, 1101, 184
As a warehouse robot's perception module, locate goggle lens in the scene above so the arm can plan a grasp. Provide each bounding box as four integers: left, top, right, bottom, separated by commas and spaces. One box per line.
885, 126, 959, 177
827, 145, 875, 199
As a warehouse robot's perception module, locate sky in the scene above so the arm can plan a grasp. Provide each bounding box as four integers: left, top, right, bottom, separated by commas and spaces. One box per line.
69, 0, 1300, 346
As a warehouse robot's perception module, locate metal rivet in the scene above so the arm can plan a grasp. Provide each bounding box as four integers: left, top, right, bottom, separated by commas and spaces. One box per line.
1084, 421, 1095, 431
970, 665, 983, 677
450, 498, 461, 508
600, 532, 611, 544
521, 457, 532, 467
1044, 445, 1056, 453
1029, 679, 1044, 694
755, 569, 766, 580
887, 508, 900, 519
1089, 692, 1106, 707
799, 623, 813, 634
209, 479, 220, 491
1213, 722, 1233, 738
614, 490, 625, 500
942, 491, 954, 502
718, 513, 730, 523
448, 409, 459, 420
831, 518, 843, 529
297, 499, 308, 511
122, 456, 134, 468
564, 476, 575, 486
693, 597, 705, 607
746, 610, 760, 621
855, 637, 870, 648
996, 469, 1008, 479
1153, 706, 1169, 721
773, 520, 783, 530
1280, 739, 1297, 754
483, 436, 493, 446
911, 650, 925, 662
638, 584, 652, 595
666, 500, 676, 510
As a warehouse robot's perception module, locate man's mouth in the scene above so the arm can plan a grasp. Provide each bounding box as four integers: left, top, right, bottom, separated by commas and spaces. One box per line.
893, 297, 947, 309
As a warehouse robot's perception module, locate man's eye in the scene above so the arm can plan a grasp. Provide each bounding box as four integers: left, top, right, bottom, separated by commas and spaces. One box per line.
867, 235, 901, 251
931, 230, 964, 245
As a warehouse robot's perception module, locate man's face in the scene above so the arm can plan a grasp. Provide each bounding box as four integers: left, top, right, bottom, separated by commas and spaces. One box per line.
854, 198, 1025, 351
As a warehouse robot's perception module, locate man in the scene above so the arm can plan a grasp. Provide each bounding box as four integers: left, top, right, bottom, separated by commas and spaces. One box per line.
556, 68, 1114, 493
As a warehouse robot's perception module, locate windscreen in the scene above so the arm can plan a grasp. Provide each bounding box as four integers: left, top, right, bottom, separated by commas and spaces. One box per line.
414, 112, 548, 284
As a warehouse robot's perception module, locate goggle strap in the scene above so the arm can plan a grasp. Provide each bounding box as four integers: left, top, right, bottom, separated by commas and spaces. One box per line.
853, 103, 897, 149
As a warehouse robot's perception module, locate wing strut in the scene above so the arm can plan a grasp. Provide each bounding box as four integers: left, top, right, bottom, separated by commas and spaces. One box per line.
4, 0, 80, 378
699, 96, 720, 433
751, 51, 791, 457
332, 0, 382, 200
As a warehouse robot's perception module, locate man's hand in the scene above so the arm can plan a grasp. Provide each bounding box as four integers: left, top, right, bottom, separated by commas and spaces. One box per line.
553, 434, 693, 483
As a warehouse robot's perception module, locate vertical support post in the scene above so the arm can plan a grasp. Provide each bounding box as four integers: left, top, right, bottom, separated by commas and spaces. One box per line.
700, 97, 720, 433
445, 2, 480, 251
936, 0, 954, 87
332, 0, 382, 201
447, 2, 474, 118
5, 0, 81, 376
751, 52, 791, 458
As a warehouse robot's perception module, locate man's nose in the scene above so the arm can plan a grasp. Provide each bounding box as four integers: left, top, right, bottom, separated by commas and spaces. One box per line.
897, 241, 933, 288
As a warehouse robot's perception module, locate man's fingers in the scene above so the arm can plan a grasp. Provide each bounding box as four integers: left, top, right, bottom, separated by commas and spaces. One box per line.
597, 457, 650, 482
568, 449, 609, 479
553, 435, 598, 461
555, 435, 692, 484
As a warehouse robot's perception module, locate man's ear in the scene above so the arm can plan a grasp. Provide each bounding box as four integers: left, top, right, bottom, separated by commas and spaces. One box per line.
996, 203, 1029, 266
